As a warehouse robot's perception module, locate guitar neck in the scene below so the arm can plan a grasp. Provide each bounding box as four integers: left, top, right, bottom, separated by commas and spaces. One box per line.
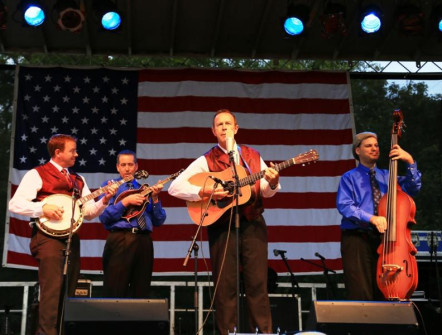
140, 175, 177, 197
239, 157, 296, 187
78, 177, 131, 205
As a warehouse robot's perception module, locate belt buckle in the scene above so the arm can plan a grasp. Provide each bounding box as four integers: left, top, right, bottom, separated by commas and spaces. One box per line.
130, 227, 138, 234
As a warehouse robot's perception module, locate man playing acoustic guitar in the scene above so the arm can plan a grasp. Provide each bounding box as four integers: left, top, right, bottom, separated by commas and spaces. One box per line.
168, 109, 281, 334
9, 134, 117, 335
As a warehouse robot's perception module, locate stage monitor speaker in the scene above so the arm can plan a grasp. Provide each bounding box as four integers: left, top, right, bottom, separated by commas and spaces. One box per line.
306, 300, 419, 335
64, 298, 169, 335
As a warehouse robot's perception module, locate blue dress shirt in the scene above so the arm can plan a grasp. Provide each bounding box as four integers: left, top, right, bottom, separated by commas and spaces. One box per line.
336, 162, 422, 231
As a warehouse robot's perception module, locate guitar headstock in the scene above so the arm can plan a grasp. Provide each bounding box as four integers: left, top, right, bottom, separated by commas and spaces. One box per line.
134, 170, 149, 180
294, 149, 319, 165
392, 109, 405, 138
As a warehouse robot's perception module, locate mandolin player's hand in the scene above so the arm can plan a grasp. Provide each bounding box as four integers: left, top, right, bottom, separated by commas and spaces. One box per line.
121, 193, 147, 207
103, 181, 119, 205
42, 204, 64, 221
150, 183, 164, 203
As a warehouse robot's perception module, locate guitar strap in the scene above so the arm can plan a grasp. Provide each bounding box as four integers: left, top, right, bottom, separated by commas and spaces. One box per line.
237, 145, 252, 175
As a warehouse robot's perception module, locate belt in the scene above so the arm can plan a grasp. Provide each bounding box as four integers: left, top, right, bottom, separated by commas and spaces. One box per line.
110, 227, 150, 235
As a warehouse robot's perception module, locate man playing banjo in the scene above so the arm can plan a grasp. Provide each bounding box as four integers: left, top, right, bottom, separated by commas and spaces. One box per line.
9, 134, 116, 335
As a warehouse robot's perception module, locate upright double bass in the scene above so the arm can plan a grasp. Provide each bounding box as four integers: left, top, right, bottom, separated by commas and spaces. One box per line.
376, 109, 418, 300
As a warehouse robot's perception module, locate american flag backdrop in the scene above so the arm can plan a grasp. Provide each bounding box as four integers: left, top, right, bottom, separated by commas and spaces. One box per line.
4, 66, 355, 275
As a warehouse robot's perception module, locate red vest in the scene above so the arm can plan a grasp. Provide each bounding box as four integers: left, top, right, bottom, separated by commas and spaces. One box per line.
34, 163, 84, 201
204, 145, 264, 221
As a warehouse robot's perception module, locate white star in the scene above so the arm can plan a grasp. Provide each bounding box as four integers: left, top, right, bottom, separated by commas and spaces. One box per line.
84, 76, 91, 84
120, 118, 127, 125
103, 76, 110, 83
78, 158, 87, 166
110, 108, 118, 114
30, 126, 38, 133
91, 106, 99, 114
83, 96, 90, 104
111, 87, 119, 94
119, 139, 127, 146
39, 158, 47, 165
71, 128, 79, 135
29, 146, 37, 153
44, 75, 52, 82
54, 85, 61, 92
25, 74, 32, 81
34, 85, 41, 92
21, 134, 28, 141
22, 114, 29, 120
73, 86, 80, 93
61, 116, 69, 123
109, 148, 116, 156
64, 75, 72, 83
109, 128, 117, 135
99, 137, 107, 144
24, 95, 31, 101
40, 137, 48, 143
43, 95, 50, 102
51, 126, 58, 133
102, 96, 108, 103
52, 105, 60, 113
72, 107, 80, 114
42, 116, 49, 123
122, 78, 129, 84
101, 116, 108, 124
81, 117, 89, 124
80, 138, 87, 145
93, 86, 100, 93
62, 96, 70, 103
32, 105, 40, 112
19, 156, 27, 163
89, 148, 97, 155
99, 158, 106, 165
120, 97, 128, 105
91, 128, 98, 134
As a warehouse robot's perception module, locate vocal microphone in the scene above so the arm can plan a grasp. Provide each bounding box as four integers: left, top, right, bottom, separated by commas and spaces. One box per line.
209, 175, 228, 188
273, 249, 287, 257
226, 129, 235, 153
315, 252, 326, 260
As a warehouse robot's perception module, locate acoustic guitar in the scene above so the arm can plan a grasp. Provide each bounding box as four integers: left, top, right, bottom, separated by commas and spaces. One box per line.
186, 149, 319, 226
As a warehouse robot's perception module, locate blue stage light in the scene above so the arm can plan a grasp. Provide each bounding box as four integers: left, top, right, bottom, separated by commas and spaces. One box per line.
22, 3, 45, 27
360, 6, 382, 34
101, 11, 121, 30
283, 4, 309, 36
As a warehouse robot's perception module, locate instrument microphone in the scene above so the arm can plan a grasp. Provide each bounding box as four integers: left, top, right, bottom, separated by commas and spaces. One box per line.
273, 249, 287, 257
315, 252, 326, 260
226, 129, 235, 153
209, 176, 228, 188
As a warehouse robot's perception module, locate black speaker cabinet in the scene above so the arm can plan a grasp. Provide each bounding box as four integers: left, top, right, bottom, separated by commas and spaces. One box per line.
64, 298, 169, 335
306, 300, 419, 335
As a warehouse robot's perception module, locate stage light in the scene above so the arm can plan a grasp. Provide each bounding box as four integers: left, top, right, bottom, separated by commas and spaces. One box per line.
360, 5, 382, 34
320, 2, 348, 38
93, 0, 121, 31
283, 4, 309, 36
18, 1, 46, 27
431, 5, 442, 34
54, 0, 85, 33
397, 4, 424, 36
0, 1, 7, 30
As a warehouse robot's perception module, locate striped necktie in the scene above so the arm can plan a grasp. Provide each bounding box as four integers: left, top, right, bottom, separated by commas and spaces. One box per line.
369, 169, 381, 215
127, 182, 146, 230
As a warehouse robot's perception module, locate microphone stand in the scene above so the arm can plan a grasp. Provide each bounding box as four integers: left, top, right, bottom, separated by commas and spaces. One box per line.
428, 232, 442, 321
57, 187, 80, 335
300, 257, 337, 299
183, 182, 218, 335
276, 251, 300, 298
228, 148, 242, 332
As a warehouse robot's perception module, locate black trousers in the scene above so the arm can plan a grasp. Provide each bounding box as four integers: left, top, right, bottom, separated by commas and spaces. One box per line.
208, 215, 272, 334
341, 229, 384, 301
102, 230, 154, 298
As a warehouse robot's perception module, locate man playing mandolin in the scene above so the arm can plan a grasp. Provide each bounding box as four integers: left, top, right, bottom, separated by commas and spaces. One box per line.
168, 109, 281, 334
98, 149, 166, 298
9, 134, 117, 335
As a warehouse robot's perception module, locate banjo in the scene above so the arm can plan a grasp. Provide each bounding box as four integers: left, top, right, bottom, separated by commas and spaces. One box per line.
36, 170, 148, 237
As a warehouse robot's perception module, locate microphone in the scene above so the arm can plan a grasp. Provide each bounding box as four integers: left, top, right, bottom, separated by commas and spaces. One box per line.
209, 175, 228, 188
226, 129, 235, 153
273, 249, 287, 257
315, 252, 326, 260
